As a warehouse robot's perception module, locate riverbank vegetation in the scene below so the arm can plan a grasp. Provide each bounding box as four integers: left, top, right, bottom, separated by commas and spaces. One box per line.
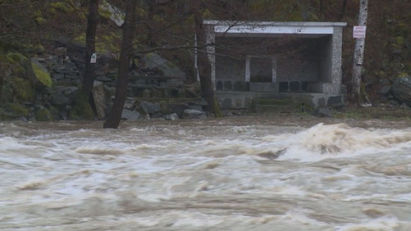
0, 0, 410, 124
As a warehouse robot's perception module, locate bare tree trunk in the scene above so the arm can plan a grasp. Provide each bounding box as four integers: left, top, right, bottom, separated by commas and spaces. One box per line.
146, 0, 155, 47
104, 0, 137, 128
339, 0, 348, 20
192, 0, 222, 117
319, 0, 324, 20
352, 0, 368, 104
82, 0, 100, 100
0, 72, 3, 102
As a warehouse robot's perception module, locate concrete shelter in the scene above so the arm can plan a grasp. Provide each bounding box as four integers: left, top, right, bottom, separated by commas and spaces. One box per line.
201, 20, 347, 108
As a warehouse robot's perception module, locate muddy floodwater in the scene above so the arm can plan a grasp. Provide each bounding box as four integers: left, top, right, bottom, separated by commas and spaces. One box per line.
0, 118, 411, 231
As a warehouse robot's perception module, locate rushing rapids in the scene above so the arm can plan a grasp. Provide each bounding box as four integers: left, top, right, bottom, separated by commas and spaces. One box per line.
0, 120, 410, 231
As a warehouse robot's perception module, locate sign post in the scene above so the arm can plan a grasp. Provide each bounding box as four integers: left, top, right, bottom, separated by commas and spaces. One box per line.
90, 53, 97, 64
353, 26, 367, 39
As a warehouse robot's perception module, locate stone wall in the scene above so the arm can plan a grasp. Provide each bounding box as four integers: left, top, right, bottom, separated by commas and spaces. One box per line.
0, 41, 202, 121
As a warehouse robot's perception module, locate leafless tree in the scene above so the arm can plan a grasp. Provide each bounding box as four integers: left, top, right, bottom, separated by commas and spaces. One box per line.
82, 0, 100, 106
104, 0, 138, 128
192, 0, 222, 116
352, 0, 368, 104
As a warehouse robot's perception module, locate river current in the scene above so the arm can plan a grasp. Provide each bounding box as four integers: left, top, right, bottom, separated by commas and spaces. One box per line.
0, 120, 410, 231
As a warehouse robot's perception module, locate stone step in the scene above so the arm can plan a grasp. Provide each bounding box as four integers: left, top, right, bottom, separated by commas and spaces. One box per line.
254, 98, 296, 106
255, 104, 302, 113
254, 97, 309, 113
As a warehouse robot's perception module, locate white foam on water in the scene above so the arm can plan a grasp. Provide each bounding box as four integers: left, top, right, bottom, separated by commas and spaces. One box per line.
280, 209, 329, 227
171, 211, 224, 227
275, 123, 411, 162
0, 136, 33, 151
179, 123, 411, 162
336, 217, 400, 231
343, 193, 411, 203
1, 122, 411, 230
75, 146, 125, 155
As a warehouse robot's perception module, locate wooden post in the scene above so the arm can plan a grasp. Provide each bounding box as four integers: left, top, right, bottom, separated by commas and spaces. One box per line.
352, 0, 368, 104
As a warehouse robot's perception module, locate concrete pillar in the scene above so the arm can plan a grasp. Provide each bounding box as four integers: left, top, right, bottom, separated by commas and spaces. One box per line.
194, 33, 200, 82
330, 27, 343, 95
271, 56, 277, 83
245, 56, 250, 82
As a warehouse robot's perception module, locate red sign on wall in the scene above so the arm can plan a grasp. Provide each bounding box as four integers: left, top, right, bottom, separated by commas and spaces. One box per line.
353, 26, 367, 39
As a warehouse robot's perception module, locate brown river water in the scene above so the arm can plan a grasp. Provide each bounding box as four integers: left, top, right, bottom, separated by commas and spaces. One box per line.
0, 118, 411, 231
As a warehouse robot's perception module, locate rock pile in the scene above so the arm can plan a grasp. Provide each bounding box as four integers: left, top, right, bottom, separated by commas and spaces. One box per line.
378, 75, 411, 108
1, 42, 208, 121
392, 76, 411, 107
120, 99, 209, 121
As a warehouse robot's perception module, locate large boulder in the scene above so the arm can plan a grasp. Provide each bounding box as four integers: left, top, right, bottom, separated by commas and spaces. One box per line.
121, 109, 140, 121
51, 86, 77, 106
164, 113, 179, 121
124, 97, 137, 110
168, 103, 189, 118
183, 109, 207, 119
0, 103, 29, 120
378, 85, 392, 95
140, 101, 161, 115
35, 107, 53, 121
141, 53, 186, 80
392, 76, 411, 106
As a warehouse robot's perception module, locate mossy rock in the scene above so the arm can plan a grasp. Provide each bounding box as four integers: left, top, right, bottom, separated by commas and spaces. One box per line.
6, 52, 28, 64
12, 77, 35, 102
0, 82, 14, 104
49, 106, 61, 120
0, 103, 30, 120
31, 59, 52, 88
8, 103, 29, 117
69, 92, 95, 120
1, 52, 28, 75
35, 108, 53, 121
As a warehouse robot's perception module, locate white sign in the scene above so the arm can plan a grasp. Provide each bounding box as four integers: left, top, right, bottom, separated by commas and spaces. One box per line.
90, 53, 97, 63
353, 26, 367, 39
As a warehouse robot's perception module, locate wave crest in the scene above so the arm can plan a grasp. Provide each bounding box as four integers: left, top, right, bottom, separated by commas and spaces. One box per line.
297, 123, 411, 154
